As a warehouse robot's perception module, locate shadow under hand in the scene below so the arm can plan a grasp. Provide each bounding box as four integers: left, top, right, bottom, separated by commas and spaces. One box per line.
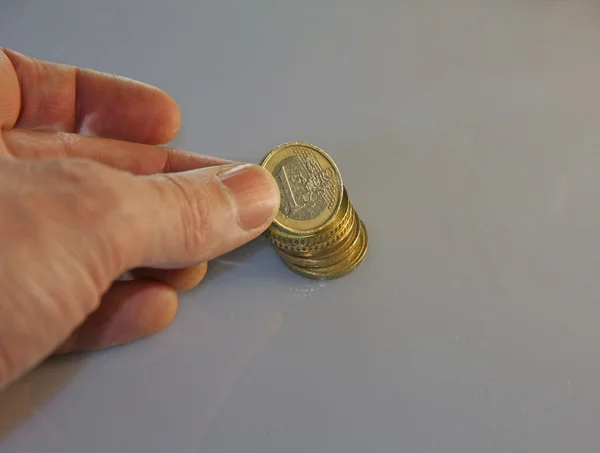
207, 236, 273, 280
0, 354, 84, 440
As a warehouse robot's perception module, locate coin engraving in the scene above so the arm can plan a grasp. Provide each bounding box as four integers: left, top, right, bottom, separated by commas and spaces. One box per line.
261, 142, 343, 234
273, 150, 337, 221
261, 142, 368, 280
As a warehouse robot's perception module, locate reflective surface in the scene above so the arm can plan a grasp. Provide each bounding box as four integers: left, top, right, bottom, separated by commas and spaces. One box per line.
3, 1, 600, 451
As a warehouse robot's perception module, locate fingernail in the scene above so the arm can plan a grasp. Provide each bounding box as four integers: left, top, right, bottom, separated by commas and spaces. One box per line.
217, 164, 280, 231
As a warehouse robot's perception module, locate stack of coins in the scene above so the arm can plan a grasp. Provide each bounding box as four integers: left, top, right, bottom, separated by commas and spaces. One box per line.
260, 142, 368, 280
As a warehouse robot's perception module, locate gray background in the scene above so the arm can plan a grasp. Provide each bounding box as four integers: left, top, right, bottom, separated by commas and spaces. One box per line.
2, 0, 600, 451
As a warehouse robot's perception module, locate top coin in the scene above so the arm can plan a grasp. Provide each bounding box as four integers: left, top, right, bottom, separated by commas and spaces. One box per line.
261, 142, 344, 235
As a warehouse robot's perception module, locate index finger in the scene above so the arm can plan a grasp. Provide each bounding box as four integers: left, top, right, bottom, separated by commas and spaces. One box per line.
2, 129, 231, 174
0, 48, 181, 145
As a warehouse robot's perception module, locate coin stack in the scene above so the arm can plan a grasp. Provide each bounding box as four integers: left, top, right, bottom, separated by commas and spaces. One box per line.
261, 142, 368, 280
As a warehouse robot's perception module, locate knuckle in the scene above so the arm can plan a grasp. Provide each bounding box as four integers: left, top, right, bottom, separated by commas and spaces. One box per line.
159, 175, 213, 257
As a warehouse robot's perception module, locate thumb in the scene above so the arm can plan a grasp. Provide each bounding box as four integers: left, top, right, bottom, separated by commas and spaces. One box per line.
131, 163, 280, 269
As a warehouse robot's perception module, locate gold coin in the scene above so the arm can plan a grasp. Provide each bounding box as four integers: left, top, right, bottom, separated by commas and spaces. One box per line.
261, 142, 344, 235
267, 207, 354, 257
265, 191, 354, 256
261, 142, 368, 280
284, 221, 369, 280
266, 188, 352, 247
277, 211, 361, 267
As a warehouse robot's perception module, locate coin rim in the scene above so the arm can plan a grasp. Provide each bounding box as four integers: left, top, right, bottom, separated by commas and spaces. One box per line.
277, 211, 361, 267
283, 220, 369, 280
266, 204, 355, 257
265, 191, 354, 255
267, 188, 351, 245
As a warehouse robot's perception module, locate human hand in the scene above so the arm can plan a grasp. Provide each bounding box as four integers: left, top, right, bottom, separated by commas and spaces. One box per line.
0, 48, 280, 390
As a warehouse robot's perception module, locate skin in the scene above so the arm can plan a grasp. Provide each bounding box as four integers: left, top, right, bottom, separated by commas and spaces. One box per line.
0, 48, 280, 391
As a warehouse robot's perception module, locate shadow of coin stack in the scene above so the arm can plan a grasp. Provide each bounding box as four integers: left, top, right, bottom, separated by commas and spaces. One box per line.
261, 142, 368, 280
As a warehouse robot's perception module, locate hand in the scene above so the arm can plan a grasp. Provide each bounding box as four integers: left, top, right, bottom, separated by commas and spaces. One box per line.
0, 48, 280, 391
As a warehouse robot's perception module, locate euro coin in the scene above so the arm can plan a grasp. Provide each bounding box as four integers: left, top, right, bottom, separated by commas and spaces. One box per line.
261, 142, 368, 280
261, 142, 343, 235
283, 221, 369, 281
264, 189, 354, 256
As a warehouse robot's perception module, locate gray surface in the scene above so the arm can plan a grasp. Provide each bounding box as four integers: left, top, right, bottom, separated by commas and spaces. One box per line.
2, 0, 600, 451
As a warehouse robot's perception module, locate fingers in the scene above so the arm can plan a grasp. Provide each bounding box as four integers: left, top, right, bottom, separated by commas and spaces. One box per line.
74, 67, 180, 144
129, 163, 279, 269
53, 265, 208, 355
0, 48, 180, 144
131, 263, 208, 291
2, 129, 231, 174
0, 50, 20, 129
55, 280, 178, 354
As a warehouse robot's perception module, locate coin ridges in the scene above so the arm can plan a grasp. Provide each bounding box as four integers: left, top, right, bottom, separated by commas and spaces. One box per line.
264, 199, 354, 254
278, 212, 361, 268
284, 221, 369, 280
